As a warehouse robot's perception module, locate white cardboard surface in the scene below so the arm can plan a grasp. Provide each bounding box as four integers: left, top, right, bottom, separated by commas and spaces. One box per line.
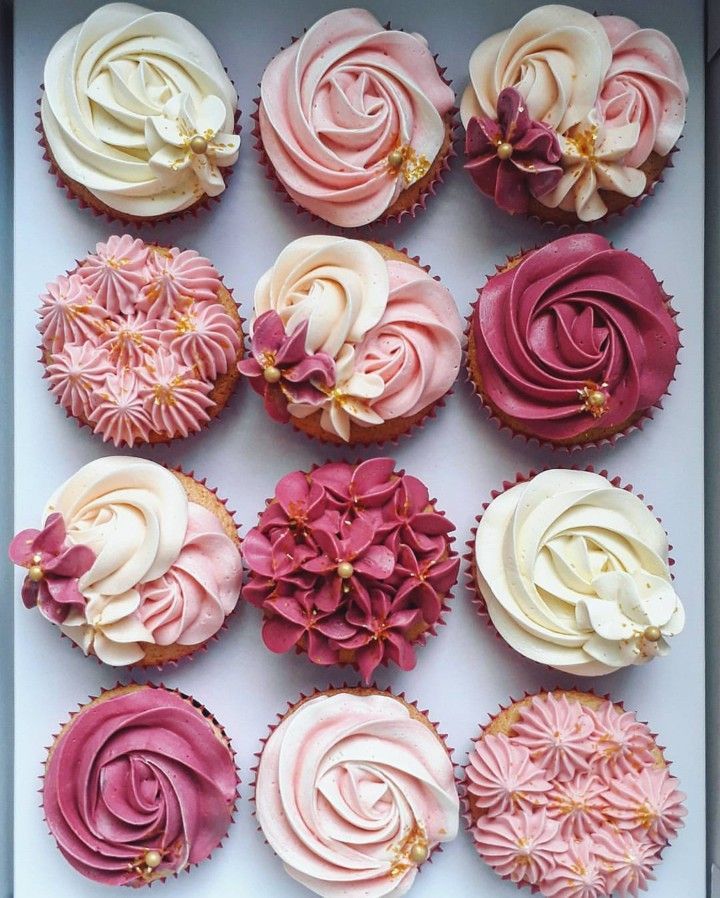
13, 1, 706, 895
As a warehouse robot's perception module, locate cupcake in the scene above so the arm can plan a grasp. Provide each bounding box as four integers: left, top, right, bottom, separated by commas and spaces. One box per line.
466, 234, 680, 448
460, 6, 688, 224
254, 686, 459, 897
239, 236, 463, 444
40, 3, 240, 224
470, 468, 685, 676
256, 8, 455, 227
464, 689, 686, 896
39, 236, 243, 446
242, 457, 459, 681
43, 683, 237, 886
9, 456, 242, 667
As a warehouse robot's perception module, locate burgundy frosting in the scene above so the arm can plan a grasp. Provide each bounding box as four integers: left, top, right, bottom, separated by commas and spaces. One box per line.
242, 458, 459, 682
43, 687, 236, 887
470, 234, 679, 443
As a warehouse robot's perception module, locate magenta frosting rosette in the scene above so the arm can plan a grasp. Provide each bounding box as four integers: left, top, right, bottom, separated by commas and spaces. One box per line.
242, 457, 459, 681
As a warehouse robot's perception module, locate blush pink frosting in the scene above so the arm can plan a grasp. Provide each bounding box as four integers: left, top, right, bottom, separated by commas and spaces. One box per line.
259, 8, 454, 227
40, 237, 240, 446
138, 503, 241, 646
466, 693, 686, 898
598, 15, 689, 168
471, 233, 679, 444
43, 686, 237, 886
352, 260, 462, 419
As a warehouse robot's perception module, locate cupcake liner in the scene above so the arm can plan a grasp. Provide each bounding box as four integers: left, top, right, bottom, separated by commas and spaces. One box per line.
36, 87, 242, 228
38, 241, 245, 450
245, 459, 459, 680
464, 245, 682, 452
41, 682, 240, 888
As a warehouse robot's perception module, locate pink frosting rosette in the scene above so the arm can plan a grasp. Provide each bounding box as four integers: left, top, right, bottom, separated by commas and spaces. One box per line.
43, 685, 237, 886
258, 8, 455, 227
464, 691, 686, 898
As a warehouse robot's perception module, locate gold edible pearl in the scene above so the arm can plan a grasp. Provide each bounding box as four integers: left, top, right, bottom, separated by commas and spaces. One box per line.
263, 365, 282, 384
189, 135, 208, 155
496, 141, 514, 160
144, 850, 162, 869
28, 565, 43, 582
587, 390, 606, 407
388, 148, 404, 168
409, 843, 428, 864
643, 626, 662, 642
337, 561, 354, 579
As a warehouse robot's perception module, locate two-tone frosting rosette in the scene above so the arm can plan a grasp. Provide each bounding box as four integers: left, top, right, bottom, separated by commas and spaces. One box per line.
461, 5, 688, 223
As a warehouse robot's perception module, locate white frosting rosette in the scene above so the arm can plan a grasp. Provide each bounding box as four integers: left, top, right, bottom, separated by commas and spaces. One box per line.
474, 469, 684, 676
255, 691, 459, 898
41, 2, 239, 218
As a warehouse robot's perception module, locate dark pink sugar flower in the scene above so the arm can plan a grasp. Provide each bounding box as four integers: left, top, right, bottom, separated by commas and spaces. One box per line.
261, 592, 357, 664
465, 87, 563, 214
393, 544, 461, 624
238, 311, 335, 422
256, 469, 329, 537
312, 457, 400, 508
390, 474, 455, 554
9, 513, 94, 624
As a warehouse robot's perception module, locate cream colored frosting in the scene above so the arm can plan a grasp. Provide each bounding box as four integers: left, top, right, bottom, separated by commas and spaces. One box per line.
41, 3, 239, 217
474, 469, 684, 676
460, 5, 611, 133
45, 456, 188, 664
255, 692, 459, 898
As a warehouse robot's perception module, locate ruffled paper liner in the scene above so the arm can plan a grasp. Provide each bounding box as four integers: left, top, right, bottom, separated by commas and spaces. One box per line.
460, 688, 681, 896
41, 682, 240, 889
36, 85, 242, 227
246, 458, 459, 680
464, 244, 682, 452
54, 465, 242, 671
464, 465, 676, 667
39, 241, 246, 450
252, 24, 457, 229
249, 685, 460, 878
246, 241, 460, 448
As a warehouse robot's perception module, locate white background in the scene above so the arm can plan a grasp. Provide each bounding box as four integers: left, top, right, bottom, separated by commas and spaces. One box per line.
13, 1, 706, 895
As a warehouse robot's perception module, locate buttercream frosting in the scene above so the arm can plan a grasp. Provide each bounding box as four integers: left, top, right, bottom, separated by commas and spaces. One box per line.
41, 3, 239, 217
43, 686, 236, 885
258, 8, 454, 227
474, 469, 684, 675
255, 691, 459, 898
470, 234, 679, 444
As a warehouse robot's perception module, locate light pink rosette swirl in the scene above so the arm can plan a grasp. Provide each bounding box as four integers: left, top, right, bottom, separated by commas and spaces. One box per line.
38, 274, 107, 351
78, 235, 150, 316
139, 249, 222, 318
159, 300, 241, 380
259, 8, 454, 227
255, 691, 459, 898
598, 15, 688, 168
47, 343, 113, 419
138, 503, 241, 646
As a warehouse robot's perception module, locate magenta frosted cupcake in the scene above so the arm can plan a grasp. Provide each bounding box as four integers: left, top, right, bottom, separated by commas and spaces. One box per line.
463, 689, 686, 896
242, 458, 459, 681
43, 683, 237, 886
467, 234, 680, 448
460, 6, 688, 224
39, 235, 243, 446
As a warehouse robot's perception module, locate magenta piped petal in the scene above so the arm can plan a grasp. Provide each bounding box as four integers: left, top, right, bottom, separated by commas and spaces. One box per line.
252, 310, 286, 355
262, 616, 305, 653
8, 528, 42, 565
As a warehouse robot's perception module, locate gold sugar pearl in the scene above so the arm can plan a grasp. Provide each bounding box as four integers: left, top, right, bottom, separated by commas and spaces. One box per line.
143, 850, 162, 869
388, 148, 404, 168
409, 843, 428, 864
587, 390, 606, 408
28, 565, 43, 582
643, 626, 662, 642
189, 135, 208, 155
337, 562, 354, 579
263, 365, 282, 384
496, 142, 514, 160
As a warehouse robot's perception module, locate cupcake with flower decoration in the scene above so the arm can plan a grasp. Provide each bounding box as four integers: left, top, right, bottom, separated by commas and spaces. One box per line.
238, 236, 463, 445
9, 456, 242, 667
38, 235, 243, 446
464, 689, 686, 897
461, 6, 688, 224
242, 458, 459, 681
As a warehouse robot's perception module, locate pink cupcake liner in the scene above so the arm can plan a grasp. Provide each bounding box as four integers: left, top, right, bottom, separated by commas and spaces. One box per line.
464, 464, 675, 655
40, 681, 240, 888
464, 245, 682, 453
38, 241, 246, 450
36, 89, 242, 228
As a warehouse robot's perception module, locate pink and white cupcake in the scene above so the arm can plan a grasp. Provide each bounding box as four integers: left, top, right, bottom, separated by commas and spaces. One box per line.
9, 456, 242, 667
464, 689, 686, 897
256, 8, 455, 227
461, 6, 688, 224
242, 458, 460, 681
238, 237, 463, 445
39, 236, 243, 446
